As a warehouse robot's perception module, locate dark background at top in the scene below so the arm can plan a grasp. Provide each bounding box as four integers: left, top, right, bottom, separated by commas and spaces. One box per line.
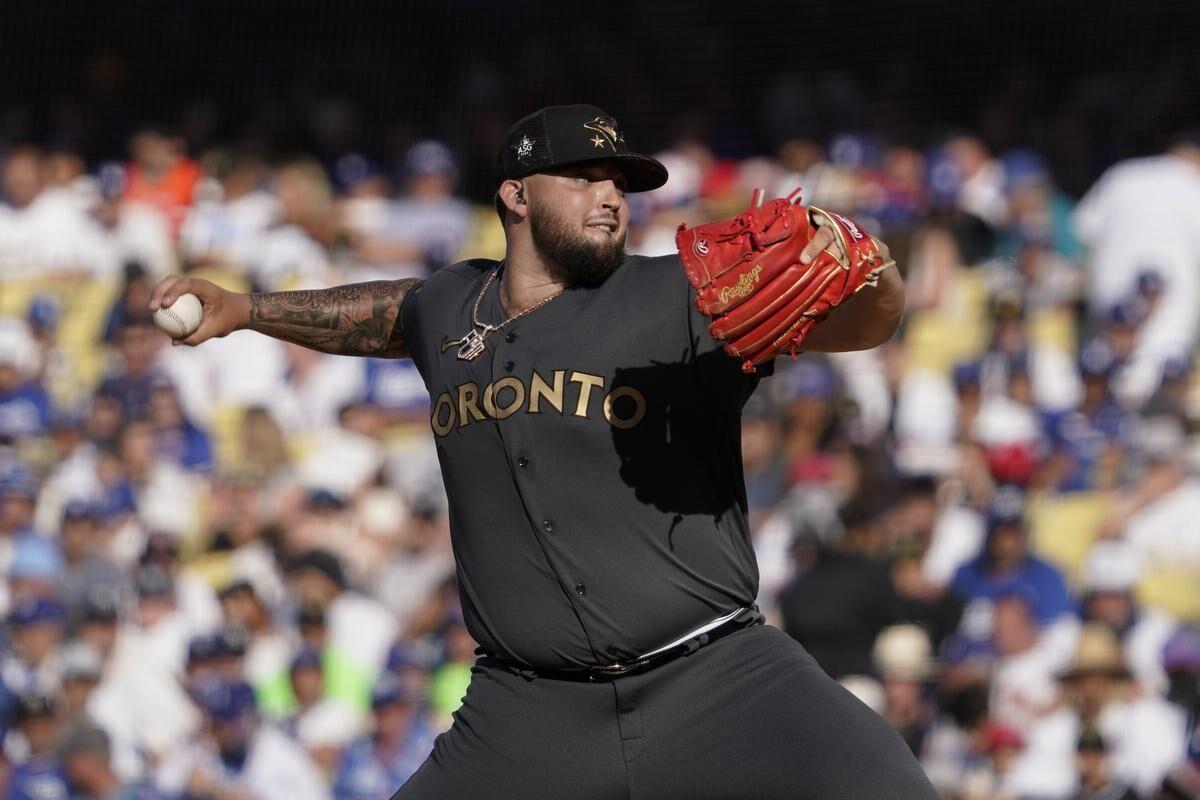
1, 0, 1197, 199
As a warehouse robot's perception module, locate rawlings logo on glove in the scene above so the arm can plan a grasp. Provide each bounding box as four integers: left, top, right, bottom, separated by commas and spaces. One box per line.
720, 265, 762, 304
676, 189, 892, 373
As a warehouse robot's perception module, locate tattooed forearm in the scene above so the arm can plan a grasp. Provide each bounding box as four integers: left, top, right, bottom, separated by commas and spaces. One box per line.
248, 279, 420, 358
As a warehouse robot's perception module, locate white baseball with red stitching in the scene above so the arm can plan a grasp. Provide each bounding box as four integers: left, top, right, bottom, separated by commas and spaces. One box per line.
153, 292, 203, 339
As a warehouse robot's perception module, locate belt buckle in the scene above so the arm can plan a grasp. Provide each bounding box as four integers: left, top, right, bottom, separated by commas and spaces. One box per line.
585, 613, 751, 681
587, 646, 681, 680
588, 661, 638, 679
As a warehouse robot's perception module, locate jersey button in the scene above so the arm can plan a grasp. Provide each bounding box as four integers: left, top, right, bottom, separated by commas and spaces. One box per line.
505, 332, 517, 343
542, 520, 553, 533
518, 456, 529, 468
504, 360, 515, 372
575, 584, 586, 596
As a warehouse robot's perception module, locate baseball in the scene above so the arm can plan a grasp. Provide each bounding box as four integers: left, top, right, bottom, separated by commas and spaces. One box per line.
153, 292, 203, 339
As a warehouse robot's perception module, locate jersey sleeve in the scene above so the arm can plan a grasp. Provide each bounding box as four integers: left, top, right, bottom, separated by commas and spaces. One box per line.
681, 263, 773, 409
398, 279, 427, 375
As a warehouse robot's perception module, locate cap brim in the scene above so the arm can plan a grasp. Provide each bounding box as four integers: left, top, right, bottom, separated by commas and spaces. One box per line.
512, 152, 669, 193
604, 153, 669, 192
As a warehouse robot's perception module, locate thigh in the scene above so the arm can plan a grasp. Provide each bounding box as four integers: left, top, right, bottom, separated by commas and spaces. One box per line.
392, 659, 628, 800
628, 625, 939, 800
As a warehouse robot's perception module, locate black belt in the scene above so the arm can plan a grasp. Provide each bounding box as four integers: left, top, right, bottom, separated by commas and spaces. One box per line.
489, 608, 764, 683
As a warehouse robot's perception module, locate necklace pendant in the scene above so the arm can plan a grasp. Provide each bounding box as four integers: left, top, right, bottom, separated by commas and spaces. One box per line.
456, 328, 488, 361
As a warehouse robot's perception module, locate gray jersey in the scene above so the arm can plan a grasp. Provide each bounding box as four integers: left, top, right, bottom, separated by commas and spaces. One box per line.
402, 255, 762, 669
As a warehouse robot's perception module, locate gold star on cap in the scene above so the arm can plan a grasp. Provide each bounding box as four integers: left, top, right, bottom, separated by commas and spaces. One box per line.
583, 117, 620, 152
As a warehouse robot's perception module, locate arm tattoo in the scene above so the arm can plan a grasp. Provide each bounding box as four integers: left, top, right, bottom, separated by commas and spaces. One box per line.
248, 279, 420, 358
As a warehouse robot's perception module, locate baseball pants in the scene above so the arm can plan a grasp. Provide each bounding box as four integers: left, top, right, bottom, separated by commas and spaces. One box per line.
392, 623, 939, 799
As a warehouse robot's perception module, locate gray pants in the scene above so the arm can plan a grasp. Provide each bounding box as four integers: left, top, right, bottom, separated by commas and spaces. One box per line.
393, 623, 939, 799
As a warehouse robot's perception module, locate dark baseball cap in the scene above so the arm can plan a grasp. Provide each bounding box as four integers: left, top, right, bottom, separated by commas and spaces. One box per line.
8, 597, 66, 627
62, 500, 97, 523
187, 634, 222, 665
134, 565, 174, 599
80, 589, 121, 623
1076, 725, 1108, 753
217, 578, 256, 602
16, 692, 57, 721
986, 485, 1027, 532
370, 676, 410, 709
1078, 337, 1118, 379
287, 549, 347, 590
191, 678, 257, 722
296, 603, 327, 628
56, 725, 111, 761
496, 104, 668, 193
290, 646, 322, 672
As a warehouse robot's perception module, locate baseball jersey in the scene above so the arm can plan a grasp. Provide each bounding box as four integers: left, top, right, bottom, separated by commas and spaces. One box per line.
401, 255, 762, 669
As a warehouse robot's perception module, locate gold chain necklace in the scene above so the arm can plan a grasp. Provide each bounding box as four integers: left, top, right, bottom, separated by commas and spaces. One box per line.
443, 265, 565, 361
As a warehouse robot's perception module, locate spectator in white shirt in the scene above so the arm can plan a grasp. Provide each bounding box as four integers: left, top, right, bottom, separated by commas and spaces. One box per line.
1073, 132, 1200, 406
0, 146, 110, 280
285, 550, 395, 684
179, 147, 279, 273
1012, 624, 1188, 798
157, 678, 329, 800
1078, 540, 1177, 694
380, 141, 473, 278
87, 162, 177, 281
246, 160, 335, 292
944, 133, 1009, 230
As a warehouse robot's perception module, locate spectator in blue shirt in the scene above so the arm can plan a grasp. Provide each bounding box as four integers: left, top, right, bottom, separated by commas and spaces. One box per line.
1040, 339, 1131, 493
0, 463, 41, 540
951, 486, 1072, 626
9, 534, 65, 608
333, 677, 436, 799
147, 377, 212, 472
8, 693, 69, 800
95, 318, 165, 426
0, 374, 52, 444
58, 724, 163, 800
363, 358, 429, 426
997, 148, 1084, 263
3, 599, 69, 709
0, 317, 52, 443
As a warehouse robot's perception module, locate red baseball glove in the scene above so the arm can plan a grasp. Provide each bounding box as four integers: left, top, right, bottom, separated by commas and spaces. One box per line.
676, 189, 893, 373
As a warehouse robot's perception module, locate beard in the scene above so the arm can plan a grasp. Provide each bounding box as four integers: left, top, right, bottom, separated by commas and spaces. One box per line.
528, 202, 626, 287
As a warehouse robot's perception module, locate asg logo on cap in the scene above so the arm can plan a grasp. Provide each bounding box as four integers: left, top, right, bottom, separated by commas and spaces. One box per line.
694, 238, 710, 256
514, 135, 534, 162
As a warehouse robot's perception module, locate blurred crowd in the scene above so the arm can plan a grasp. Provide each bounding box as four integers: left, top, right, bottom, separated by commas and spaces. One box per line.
0, 120, 1198, 800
